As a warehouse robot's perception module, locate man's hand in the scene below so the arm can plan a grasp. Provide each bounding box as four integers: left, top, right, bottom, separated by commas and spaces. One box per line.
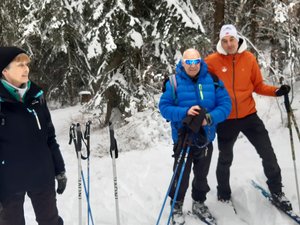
56, 172, 67, 194
187, 106, 208, 125
275, 85, 291, 96
187, 105, 201, 116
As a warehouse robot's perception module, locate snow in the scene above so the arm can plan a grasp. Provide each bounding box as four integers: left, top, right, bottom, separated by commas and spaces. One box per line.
22, 86, 300, 225
166, 0, 205, 32
128, 30, 143, 49
79, 91, 92, 95
86, 28, 103, 59
274, 2, 288, 23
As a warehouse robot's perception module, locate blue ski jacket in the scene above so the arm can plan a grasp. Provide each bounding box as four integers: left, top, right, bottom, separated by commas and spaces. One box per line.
159, 60, 231, 144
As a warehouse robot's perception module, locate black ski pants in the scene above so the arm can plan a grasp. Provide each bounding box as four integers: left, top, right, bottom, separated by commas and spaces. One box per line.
169, 143, 213, 203
216, 113, 282, 200
0, 187, 63, 225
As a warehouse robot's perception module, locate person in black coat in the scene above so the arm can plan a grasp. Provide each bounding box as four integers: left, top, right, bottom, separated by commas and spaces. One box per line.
0, 46, 67, 225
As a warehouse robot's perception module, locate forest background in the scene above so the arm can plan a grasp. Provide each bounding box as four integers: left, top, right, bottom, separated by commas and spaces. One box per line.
1, 0, 299, 125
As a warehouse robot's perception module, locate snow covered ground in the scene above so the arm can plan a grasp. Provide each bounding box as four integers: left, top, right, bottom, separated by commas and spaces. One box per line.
22, 86, 300, 225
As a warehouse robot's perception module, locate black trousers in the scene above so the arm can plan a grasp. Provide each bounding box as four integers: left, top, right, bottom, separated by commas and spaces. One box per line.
0, 188, 63, 225
169, 143, 213, 203
216, 113, 282, 199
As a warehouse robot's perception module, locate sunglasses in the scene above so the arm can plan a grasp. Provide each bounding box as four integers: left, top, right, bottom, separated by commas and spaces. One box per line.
183, 58, 201, 65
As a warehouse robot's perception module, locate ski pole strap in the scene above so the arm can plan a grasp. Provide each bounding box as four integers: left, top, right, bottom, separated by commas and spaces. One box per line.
81, 120, 92, 160
109, 121, 118, 159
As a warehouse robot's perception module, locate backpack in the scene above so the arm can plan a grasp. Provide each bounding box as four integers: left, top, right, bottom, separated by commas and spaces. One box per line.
162, 73, 221, 103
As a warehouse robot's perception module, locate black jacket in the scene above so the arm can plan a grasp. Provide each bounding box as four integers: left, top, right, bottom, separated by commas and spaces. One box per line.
0, 81, 65, 199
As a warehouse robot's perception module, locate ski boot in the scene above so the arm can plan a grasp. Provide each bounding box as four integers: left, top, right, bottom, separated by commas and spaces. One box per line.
171, 200, 185, 225
192, 200, 216, 225
271, 191, 293, 211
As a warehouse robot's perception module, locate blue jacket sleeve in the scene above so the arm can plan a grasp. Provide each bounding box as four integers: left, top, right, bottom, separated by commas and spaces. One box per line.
208, 80, 231, 125
159, 81, 189, 122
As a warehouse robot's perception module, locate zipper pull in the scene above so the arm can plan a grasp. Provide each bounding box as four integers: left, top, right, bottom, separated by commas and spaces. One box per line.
27, 108, 41, 130
199, 84, 204, 100
32, 109, 41, 130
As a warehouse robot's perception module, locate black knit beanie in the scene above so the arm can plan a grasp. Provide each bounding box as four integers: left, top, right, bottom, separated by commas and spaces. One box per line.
0, 46, 27, 74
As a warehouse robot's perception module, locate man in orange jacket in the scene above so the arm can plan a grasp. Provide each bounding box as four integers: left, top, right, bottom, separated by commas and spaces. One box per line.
205, 24, 292, 211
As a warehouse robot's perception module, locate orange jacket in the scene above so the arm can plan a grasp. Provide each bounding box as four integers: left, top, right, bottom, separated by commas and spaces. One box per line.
205, 45, 277, 119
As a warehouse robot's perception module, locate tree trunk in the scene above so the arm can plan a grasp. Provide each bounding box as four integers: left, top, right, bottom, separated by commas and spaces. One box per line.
214, 0, 225, 46
250, 0, 257, 52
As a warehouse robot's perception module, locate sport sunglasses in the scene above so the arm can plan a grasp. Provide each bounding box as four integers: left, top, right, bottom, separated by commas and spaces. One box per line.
183, 58, 201, 65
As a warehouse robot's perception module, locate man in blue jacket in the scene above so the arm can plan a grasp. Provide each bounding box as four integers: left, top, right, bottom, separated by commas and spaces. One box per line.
159, 48, 231, 224
0, 46, 67, 225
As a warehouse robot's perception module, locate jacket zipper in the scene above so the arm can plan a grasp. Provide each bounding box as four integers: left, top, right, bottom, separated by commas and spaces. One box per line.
199, 84, 204, 100
232, 55, 238, 118
27, 108, 41, 130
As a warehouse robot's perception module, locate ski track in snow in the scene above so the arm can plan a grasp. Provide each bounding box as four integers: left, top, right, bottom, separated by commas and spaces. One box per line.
21, 91, 300, 225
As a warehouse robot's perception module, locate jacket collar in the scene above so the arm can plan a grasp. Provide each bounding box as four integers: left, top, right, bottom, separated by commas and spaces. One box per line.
0, 80, 41, 103
1, 79, 31, 102
216, 36, 247, 55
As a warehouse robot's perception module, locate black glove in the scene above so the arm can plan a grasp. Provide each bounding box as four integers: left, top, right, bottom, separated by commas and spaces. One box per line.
56, 172, 67, 194
275, 85, 291, 96
182, 110, 208, 148
182, 108, 207, 133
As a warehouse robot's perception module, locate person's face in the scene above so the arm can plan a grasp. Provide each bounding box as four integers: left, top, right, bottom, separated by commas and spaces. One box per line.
2, 55, 30, 87
182, 51, 201, 78
221, 35, 239, 54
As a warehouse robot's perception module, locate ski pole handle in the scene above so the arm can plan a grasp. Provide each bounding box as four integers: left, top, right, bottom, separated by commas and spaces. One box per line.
109, 122, 119, 159
69, 123, 76, 145
76, 123, 82, 153
279, 77, 292, 113
80, 120, 92, 160
84, 120, 92, 140
284, 94, 291, 113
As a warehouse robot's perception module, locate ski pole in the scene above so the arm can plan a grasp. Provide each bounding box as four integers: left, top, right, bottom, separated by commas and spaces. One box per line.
84, 121, 92, 225
279, 78, 300, 142
283, 91, 300, 212
76, 123, 83, 225
109, 122, 121, 225
69, 123, 83, 225
81, 171, 95, 225
155, 132, 189, 225
167, 142, 191, 225
279, 77, 300, 211
290, 112, 300, 142
69, 122, 95, 225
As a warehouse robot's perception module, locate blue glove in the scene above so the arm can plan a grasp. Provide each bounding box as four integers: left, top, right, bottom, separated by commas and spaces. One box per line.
56, 172, 67, 194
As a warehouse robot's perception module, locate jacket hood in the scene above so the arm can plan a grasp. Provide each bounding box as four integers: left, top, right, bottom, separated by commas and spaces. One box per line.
175, 59, 209, 80
216, 35, 247, 55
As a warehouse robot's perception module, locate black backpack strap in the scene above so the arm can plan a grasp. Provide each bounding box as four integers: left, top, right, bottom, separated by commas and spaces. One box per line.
210, 73, 222, 90
162, 75, 169, 93
162, 74, 178, 103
